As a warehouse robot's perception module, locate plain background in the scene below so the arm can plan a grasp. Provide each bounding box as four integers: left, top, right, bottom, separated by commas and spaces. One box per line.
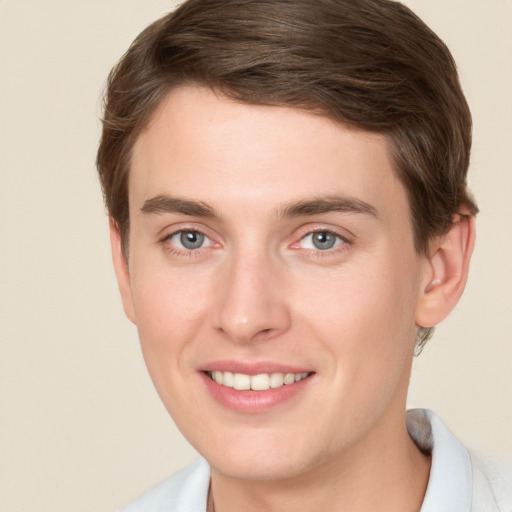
0, 0, 511, 510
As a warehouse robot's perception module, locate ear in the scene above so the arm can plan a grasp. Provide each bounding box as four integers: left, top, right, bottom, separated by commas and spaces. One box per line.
415, 213, 476, 329
109, 218, 137, 324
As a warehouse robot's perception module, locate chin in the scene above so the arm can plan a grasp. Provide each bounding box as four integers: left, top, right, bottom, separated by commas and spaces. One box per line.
200, 431, 325, 482
211, 454, 310, 482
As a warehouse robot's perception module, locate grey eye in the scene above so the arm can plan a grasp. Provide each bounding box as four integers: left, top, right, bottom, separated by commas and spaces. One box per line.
172, 230, 207, 250
300, 231, 342, 251
312, 232, 337, 250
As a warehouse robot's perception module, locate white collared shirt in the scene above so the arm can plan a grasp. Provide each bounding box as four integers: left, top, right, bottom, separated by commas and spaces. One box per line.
120, 409, 512, 512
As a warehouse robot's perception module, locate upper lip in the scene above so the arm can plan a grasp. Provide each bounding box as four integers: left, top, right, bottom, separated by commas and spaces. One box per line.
198, 360, 313, 375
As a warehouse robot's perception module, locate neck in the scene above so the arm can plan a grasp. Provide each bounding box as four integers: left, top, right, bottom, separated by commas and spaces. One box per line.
208, 411, 430, 512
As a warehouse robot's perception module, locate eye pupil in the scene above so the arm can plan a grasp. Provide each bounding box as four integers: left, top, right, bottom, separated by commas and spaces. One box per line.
180, 231, 204, 249
312, 232, 336, 250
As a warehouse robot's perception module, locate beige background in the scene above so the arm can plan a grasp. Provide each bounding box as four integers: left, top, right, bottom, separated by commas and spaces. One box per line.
0, 1, 511, 510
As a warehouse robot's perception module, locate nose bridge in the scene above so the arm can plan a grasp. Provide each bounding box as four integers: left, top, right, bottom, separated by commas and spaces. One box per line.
213, 243, 290, 343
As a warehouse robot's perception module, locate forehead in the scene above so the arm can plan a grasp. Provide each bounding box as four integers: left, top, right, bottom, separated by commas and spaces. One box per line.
130, 86, 409, 223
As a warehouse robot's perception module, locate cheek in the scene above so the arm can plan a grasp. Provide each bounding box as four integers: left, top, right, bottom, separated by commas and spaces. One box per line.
131, 259, 210, 328
295, 256, 419, 381
128, 265, 212, 377
299, 258, 418, 335
127, 267, 214, 427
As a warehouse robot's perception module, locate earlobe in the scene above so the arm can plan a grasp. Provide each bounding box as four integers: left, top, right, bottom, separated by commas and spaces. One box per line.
109, 218, 137, 324
415, 213, 476, 329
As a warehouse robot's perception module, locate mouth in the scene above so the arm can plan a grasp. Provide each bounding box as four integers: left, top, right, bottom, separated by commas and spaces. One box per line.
200, 367, 314, 413
206, 370, 311, 391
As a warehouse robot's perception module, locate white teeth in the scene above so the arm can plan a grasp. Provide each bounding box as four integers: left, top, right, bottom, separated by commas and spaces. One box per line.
223, 371, 234, 387
209, 371, 309, 390
270, 372, 284, 388
233, 373, 251, 390
250, 374, 270, 391
283, 373, 295, 385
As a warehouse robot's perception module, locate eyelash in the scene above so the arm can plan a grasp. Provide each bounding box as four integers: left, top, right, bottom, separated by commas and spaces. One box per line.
292, 229, 351, 256
160, 229, 214, 256
160, 227, 351, 258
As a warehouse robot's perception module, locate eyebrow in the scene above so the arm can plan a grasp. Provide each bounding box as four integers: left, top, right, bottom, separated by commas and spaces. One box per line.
140, 193, 378, 220
279, 195, 379, 219
141, 194, 217, 218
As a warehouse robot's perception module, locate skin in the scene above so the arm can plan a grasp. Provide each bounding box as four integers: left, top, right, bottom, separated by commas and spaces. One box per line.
111, 86, 475, 512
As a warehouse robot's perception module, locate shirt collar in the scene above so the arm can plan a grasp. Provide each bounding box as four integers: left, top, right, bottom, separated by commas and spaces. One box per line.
407, 409, 473, 512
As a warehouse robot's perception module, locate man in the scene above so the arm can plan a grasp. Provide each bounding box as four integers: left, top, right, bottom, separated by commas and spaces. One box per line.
96, 0, 511, 510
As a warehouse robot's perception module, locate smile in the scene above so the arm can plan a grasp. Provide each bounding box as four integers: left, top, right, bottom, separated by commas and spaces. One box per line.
207, 371, 310, 391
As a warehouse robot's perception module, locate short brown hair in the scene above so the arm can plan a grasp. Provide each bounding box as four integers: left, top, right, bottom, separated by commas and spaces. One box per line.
97, 0, 478, 348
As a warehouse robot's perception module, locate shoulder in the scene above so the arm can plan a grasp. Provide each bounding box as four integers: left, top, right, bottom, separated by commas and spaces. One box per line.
118, 458, 210, 512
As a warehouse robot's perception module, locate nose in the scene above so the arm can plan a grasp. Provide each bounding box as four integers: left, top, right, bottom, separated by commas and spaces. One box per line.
212, 251, 291, 344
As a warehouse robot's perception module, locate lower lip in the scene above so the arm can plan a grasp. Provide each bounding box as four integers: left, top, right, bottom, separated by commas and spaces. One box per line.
200, 372, 313, 413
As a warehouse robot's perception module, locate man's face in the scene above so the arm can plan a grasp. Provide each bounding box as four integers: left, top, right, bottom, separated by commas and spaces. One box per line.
115, 86, 431, 480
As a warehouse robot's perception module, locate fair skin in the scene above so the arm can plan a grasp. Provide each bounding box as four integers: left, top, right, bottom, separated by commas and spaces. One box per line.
111, 86, 474, 512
